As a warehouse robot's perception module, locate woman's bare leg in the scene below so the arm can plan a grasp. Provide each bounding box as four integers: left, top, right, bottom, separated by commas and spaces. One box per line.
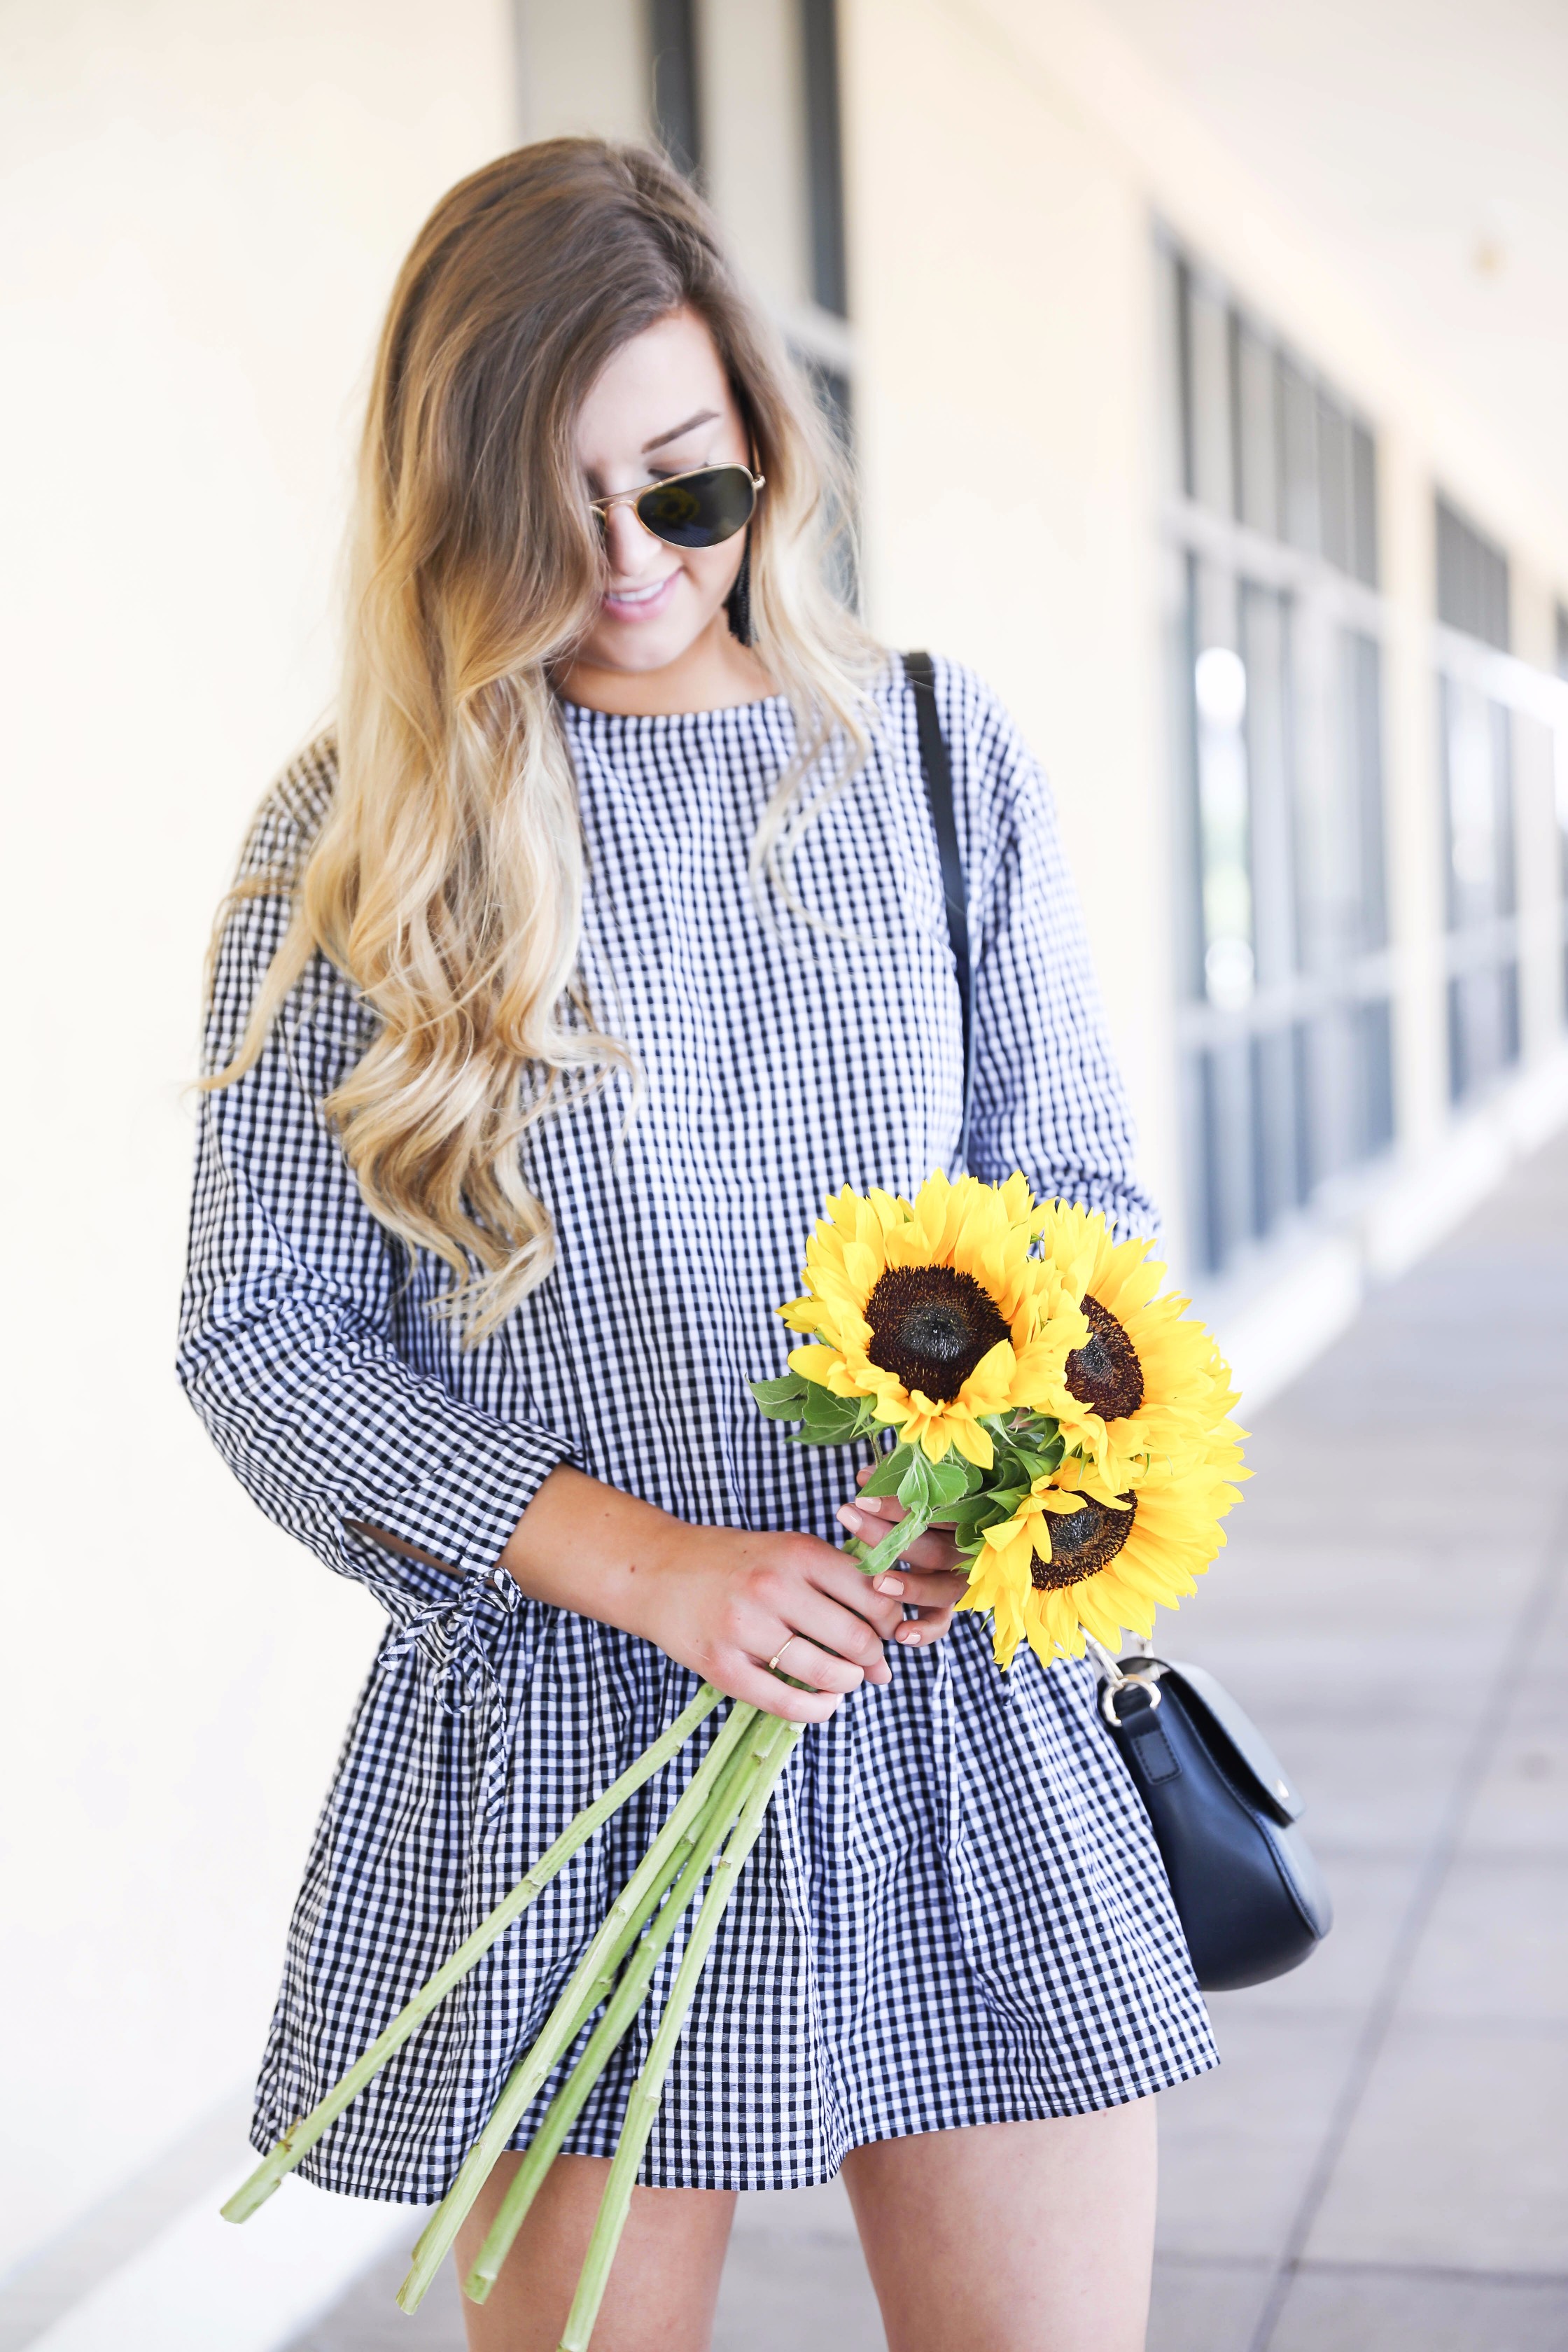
453, 2151, 736, 2352
841, 2103, 1158, 2352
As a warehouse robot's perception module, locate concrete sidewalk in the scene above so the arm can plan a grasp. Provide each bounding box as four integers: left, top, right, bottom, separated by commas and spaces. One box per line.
294, 1129, 1568, 2352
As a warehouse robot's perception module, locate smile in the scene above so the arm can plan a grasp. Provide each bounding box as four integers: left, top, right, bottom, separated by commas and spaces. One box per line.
601, 573, 679, 621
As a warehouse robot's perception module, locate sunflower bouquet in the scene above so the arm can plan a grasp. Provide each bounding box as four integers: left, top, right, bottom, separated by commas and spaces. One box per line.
756, 1170, 1247, 1667
220, 1171, 1243, 2347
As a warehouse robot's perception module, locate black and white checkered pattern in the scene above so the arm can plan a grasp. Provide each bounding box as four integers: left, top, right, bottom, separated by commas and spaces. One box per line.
178, 656, 1215, 2199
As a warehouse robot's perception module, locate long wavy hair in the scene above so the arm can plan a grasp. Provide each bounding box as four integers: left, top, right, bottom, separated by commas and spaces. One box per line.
207, 137, 878, 1339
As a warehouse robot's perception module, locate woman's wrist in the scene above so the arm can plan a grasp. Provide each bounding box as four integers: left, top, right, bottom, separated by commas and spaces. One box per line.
497, 1464, 684, 1644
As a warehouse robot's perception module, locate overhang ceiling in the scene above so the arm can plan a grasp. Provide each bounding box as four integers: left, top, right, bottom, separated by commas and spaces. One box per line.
1092, 0, 1568, 568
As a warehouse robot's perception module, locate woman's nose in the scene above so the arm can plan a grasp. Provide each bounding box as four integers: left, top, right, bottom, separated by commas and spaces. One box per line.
600, 500, 662, 577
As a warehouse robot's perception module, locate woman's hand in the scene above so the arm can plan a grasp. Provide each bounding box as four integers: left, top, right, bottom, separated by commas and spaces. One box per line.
629, 1520, 908, 1721
497, 1467, 908, 1723
836, 1469, 971, 1651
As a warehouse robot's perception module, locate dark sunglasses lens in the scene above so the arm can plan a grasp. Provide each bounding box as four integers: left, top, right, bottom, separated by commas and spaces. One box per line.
636, 465, 755, 548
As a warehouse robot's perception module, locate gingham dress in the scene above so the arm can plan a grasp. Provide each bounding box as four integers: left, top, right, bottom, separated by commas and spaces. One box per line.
178, 654, 1215, 2200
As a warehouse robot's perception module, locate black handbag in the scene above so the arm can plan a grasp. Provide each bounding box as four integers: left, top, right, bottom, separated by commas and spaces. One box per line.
1096, 1653, 1332, 1990
902, 650, 1333, 1994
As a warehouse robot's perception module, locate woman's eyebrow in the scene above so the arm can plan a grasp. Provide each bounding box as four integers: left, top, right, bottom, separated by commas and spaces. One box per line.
640, 407, 720, 454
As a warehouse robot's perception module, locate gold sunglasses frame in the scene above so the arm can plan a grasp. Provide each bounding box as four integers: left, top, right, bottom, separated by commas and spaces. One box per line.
587, 463, 766, 545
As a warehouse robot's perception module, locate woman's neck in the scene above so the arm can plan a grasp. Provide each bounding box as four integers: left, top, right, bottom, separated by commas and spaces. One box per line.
559, 612, 776, 716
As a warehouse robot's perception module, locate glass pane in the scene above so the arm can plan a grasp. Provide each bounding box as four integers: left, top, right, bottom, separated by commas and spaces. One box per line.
1240, 583, 1295, 988
1346, 629, 1388, 953
801, 0, 847, 318
1317, 393, 1351, 574
1351, 423, 1379, 587
1359, 997, 1395, 1156
1251, 1026, 1303, 1235
1154, 244, 1186, 503
1187, 277, 1234, 518
1436, 496, 1511, 650
1193, 565, 1253, 1008
649, 0, 702, 180
1235, 322, 1278, 538
1299, 1008, 1348, 1186
1199, 1041, 1256, 1267
1442, 678, 1513, 929
1279, 357, 1318, 552
1168, 547, 1203, 995
1449, 965, 1520, 1102
1492, 700, 1516, 916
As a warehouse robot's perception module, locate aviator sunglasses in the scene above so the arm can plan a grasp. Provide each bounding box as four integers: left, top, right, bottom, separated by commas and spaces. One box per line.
588, 461, 765, 550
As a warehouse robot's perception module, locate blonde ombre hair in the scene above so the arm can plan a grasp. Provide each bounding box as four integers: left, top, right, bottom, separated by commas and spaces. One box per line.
209, 138, 878, 1340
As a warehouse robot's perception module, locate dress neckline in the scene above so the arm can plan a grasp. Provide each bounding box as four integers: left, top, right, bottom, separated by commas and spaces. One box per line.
556, 692, 790, 724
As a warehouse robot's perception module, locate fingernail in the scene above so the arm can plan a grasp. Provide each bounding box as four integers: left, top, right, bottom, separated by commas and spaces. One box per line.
837, 1506, 864, 1534
896, 1626, 922, 1644
873, 1574, 904, 1596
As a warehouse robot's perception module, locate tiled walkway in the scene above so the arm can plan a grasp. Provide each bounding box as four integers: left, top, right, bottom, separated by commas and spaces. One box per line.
293, 1130, 1568, 2352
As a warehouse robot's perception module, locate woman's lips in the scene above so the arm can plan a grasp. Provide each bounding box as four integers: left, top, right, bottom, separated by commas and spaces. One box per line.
601, 572, 679, 623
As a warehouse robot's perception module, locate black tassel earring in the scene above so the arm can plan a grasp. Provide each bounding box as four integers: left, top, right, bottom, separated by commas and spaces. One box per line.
724, 538, 755, 647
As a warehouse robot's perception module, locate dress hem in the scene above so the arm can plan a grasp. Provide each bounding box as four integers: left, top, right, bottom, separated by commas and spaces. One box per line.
250, 2043, 1220, 2203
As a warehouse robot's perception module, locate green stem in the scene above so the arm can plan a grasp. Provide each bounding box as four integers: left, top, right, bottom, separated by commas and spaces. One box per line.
850, 1502, 934, 1581
557, 1715, 804, 2352
221, 1681, 724, 2226
396, 1699, 761, 2314
463, 1734, 759, 2302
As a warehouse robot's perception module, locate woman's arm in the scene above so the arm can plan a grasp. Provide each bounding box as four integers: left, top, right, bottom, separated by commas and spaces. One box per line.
360, 1465, 969, 1722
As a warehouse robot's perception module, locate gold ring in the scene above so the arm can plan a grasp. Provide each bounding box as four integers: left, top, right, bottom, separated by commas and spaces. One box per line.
767, 1636, 794, 1674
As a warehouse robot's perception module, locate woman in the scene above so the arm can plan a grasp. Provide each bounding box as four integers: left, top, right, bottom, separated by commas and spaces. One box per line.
181, 138, 1214, 2351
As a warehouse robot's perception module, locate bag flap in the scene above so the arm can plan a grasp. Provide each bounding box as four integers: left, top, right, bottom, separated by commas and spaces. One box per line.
1132, 1656, 1304, 1823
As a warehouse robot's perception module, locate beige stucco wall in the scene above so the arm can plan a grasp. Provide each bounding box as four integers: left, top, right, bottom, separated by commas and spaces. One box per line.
0, 0, 514, 2276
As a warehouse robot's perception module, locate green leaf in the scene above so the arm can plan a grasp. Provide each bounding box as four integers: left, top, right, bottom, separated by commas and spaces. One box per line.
796, 1385, 869, 1446
860, 1444, 914, 1498
924, 1458, 974, 1507
749, 1374, 811, 1421
950, 1480, 1026, 1542
897, 1452, 936, 1511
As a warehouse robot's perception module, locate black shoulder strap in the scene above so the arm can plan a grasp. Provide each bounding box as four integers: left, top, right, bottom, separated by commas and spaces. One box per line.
902, 650, 974, 1171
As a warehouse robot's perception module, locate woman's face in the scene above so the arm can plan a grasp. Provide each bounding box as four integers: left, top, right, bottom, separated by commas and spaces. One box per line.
570, 306, 754, 679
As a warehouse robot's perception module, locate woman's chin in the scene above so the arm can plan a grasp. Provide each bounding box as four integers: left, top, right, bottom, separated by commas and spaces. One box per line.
575, 613, 717, 679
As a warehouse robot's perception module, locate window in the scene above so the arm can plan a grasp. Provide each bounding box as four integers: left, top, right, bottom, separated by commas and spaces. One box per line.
648, 0, 702, 181
1435, 498, 1518, 1100
1159, 243, 1392, 1279
801, 0, 847, 320
1437, 497, 1509, 650
1555, 606, 1568, 1017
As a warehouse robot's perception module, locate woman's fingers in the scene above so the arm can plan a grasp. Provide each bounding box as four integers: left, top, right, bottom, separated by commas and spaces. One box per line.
837, 1497, 963, 1574
874, 1566, 966, 1647
766, 1634, 868, 1695
720, 1660, 844, 1723
875, 1569, 968, 1611
806, 1547, 906, 1641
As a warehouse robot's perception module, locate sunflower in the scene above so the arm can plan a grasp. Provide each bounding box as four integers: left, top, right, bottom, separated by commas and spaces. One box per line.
1030, 1201, 1238, 1498
957, 1448, 1245, 1667
780, 1171, 1087, 1467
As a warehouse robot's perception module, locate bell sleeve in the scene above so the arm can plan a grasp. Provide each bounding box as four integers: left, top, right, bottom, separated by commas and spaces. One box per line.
176, 755, 578, 1690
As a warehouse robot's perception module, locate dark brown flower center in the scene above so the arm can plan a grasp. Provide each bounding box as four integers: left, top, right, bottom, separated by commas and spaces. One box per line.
864, 1264, 1011, 1404
1063, 1294, 1144, 1420
1030, 1491, 1138, 1590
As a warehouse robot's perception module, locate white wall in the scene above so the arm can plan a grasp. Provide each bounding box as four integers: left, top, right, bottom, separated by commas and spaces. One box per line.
0, 0, 514, 2287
